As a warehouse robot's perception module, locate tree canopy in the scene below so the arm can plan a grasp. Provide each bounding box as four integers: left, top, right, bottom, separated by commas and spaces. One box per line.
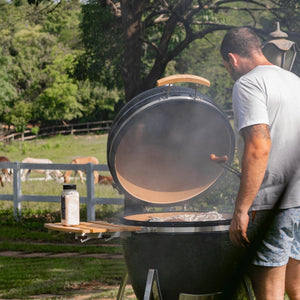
79, 0, 299, 102
0, 0, 299, 132
0, 0, 121, 131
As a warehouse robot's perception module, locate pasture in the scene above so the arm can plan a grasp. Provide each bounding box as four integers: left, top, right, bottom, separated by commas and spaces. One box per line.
0, 133, 108, 163
0, 134, 284, 300
0, 134, 122, 214
0, 134, 133, 299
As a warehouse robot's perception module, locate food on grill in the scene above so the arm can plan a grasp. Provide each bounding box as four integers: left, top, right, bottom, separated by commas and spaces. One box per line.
148, 211, 224, 222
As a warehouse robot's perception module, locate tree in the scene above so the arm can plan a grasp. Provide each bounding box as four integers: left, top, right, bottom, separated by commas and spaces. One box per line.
0, 0, 90, 127
0, 49, 18, 120
35, 50, 82, 122
80, 0, 300, 102
4, 101, 32, 132
75, 0, 123, 89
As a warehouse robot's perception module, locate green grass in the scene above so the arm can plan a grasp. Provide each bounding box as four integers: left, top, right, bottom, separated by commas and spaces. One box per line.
0, 134, 285, 300
0, 257, 127, 299
0, 241, 122, 254
0, 134, 109, 163
0, 133, 123, 230
0, 194, 131, 299
0, 132, 130, 300
0, 133, 122, 200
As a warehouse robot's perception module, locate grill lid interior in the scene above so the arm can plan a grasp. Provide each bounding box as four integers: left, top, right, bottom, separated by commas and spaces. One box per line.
109, 89, 235, 205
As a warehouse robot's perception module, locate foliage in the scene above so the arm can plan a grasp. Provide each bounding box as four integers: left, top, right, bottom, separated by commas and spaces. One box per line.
0, 49, 18, 116
4, 100, 32, 132
76, 80, 124, 122
36, 51, 82, 121
76, 0, 123, 89
175, 32, 234, 109
0, 0, 120, 131
0, 0, 299, 131
78, 0, 300, 102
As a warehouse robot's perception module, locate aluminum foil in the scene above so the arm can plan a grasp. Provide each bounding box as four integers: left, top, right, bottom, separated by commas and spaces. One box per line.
148, 211, 225, 222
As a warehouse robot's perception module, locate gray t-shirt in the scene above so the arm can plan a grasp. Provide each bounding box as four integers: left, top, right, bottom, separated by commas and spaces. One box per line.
232, 65, 300, 210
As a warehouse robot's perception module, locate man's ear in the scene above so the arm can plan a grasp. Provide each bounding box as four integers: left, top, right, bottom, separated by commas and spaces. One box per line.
228, 53, 239, 67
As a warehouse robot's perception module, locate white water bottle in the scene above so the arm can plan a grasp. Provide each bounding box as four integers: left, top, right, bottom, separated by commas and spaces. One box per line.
61, 184, 80, 226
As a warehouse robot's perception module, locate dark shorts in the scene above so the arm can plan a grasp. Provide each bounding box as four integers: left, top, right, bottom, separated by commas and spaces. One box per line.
247, 207, 300, 267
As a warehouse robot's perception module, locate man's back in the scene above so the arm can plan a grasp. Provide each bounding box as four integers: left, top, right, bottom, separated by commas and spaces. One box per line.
232, 65, 300, 210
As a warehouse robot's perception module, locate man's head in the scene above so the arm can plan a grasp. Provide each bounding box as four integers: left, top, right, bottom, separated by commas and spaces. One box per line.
220, 27, 269, 80
220, 27, 262, 61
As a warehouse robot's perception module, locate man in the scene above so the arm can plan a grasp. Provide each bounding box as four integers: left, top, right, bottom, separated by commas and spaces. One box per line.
220, 27, 300, 299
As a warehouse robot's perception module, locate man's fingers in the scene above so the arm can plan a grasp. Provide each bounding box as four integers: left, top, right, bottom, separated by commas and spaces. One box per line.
229, 230, 250, 248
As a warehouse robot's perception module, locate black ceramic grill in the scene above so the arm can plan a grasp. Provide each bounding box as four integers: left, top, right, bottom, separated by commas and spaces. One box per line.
106, 75, 238, 300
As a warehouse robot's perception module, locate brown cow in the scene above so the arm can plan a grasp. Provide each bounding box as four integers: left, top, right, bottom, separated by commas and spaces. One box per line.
64, 156, 99, 184
0, 156, 12, 187
98, 174, 114, 185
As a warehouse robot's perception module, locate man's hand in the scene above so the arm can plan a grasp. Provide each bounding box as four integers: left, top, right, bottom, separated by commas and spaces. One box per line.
229, 211, 250, 247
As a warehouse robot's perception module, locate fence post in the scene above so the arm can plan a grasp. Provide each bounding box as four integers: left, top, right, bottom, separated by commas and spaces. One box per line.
86, 163, 95, 221
13, 162, 22, 220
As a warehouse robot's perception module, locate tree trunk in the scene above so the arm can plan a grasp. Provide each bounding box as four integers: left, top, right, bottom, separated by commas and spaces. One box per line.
120, 0, 146, 101
120, 0, 194, 101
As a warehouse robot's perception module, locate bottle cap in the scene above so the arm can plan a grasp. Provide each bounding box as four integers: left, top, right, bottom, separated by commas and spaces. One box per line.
63, 184, 76, 190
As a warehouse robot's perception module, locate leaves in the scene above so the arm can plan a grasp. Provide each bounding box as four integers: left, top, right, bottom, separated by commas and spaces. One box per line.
0, 0, 299, 131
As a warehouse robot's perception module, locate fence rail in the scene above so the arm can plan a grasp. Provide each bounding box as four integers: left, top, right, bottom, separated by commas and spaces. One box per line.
0, 162, 124, 221
0, 120, 113, 143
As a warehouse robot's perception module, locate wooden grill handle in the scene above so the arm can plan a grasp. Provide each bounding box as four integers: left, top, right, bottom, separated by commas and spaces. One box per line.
157, 74, 210, 87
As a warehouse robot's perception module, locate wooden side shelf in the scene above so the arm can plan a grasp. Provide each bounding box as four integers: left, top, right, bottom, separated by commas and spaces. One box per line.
44, 221, 141, 234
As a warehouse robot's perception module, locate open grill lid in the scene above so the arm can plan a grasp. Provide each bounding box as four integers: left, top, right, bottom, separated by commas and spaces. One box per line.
107, 75, 235, 205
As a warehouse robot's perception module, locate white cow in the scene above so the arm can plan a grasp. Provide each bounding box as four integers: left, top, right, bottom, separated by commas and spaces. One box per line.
21, 157, 63, 183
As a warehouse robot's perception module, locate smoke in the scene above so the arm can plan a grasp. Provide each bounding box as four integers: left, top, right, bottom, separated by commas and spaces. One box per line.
114, 95, 236, 206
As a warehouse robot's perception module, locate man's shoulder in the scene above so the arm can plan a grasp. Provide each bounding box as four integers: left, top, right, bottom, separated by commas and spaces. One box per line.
236, 65, 299, 90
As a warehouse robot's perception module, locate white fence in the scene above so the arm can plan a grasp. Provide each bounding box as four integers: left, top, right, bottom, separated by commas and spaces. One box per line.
0, 162, 124, 221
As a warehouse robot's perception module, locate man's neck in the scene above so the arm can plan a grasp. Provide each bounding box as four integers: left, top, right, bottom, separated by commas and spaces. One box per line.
239, 55, 273, 77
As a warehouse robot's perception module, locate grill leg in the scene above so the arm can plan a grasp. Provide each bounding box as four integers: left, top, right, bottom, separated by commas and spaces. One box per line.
144, 269, 163, 300
116, 270, 129, 300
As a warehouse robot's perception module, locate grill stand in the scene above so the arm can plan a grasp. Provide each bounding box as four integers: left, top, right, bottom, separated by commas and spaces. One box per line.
144, 269, 163, 300
117, 269, 163, 300
116, 269, 255, 300
116, 271, 129, 300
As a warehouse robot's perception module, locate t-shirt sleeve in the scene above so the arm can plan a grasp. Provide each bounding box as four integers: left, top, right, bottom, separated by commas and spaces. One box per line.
232, 77, 270, 133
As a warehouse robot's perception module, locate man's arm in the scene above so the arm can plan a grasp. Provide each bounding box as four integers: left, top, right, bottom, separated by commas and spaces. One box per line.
229, 124, 271, 247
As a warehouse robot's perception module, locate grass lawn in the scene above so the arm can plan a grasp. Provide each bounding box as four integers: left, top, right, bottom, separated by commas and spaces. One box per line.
0, 205, 134, 299
0, 134, 109, 164
0, 134, 289, 300
0, 257, 127, 299
0, 134, 136, 299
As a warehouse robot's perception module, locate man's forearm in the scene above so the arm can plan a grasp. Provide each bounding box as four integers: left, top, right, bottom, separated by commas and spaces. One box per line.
235, 124, 271, 214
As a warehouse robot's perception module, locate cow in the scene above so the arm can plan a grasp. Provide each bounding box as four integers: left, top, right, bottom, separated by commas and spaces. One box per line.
64, 156, 99, 184
21, 157, 63, 183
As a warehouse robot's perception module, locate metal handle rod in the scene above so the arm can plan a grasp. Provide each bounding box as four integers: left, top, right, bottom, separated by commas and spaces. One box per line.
221, 162, 241, 178
210, 154, 241, 178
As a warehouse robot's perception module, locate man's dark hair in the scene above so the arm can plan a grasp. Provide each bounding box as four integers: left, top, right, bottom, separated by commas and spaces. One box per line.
220, 27, 262, 61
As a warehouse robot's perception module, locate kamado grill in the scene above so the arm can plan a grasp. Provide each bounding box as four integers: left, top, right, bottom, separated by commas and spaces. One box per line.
45, 75, 240, 300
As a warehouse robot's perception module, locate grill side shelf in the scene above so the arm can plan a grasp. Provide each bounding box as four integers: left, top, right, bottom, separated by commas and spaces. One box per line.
44, 221, 141, 233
